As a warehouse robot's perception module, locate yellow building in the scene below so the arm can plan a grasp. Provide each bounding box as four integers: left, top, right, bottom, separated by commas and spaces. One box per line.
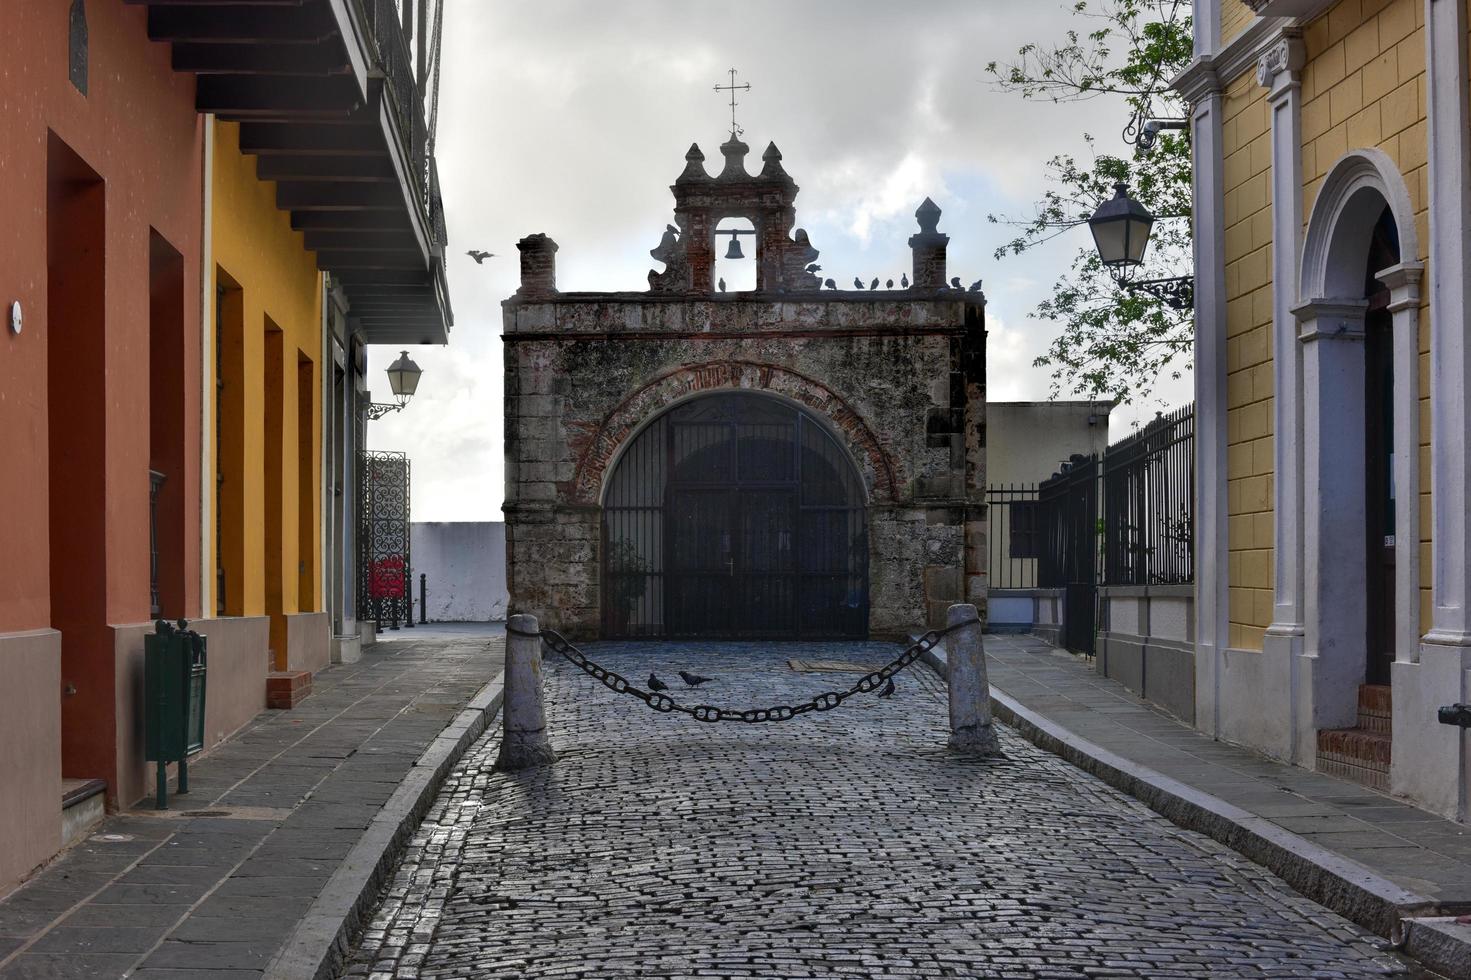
207, 118, 328, 677
1180, 0, 1468, 818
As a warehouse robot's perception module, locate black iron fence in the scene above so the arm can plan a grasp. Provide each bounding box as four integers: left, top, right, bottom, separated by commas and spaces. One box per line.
986, 484, 1040, 590
994, 402, 1196, 657
1101, 404, 1195, 586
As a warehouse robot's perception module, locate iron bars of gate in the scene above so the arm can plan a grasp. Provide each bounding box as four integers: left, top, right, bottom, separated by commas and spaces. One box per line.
1101, 404, 1195, 586
1038, 455, 1101, 657
358, 450, 412, 631
986, 484, 1040, 590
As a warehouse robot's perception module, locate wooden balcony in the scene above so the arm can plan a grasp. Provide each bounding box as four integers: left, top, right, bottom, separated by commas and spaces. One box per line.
131, 0, 452, 345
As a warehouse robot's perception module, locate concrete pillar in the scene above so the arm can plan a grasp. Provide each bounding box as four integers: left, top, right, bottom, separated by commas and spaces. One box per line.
946, 603, 1001, 756
494, 613, 556, 771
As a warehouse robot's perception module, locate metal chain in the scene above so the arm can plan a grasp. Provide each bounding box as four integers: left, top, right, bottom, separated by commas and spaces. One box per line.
505, 620, 977, 723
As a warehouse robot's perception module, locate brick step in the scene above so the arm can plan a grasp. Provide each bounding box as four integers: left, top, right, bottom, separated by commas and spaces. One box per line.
1316, 726, 1391, 791
266, 670, 313, 709
1357, 683, 1392, 733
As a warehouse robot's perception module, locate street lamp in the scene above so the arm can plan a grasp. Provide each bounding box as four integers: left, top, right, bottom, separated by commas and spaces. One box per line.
1088, 181, 1194, 311
367, 350, 423, 420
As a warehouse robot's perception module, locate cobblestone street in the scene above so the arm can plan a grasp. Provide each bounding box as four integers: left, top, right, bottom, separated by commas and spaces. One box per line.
345, 642, 1427, 979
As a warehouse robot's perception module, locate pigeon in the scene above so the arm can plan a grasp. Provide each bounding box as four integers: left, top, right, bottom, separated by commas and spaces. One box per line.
466, 250, 495, 264
824, 278, 837, 290
853, 276, 865, 290
678, 670, 714, 687
969, 278, 984, 292
870, 277, 880, 290
718, 277, 727, 293
806, 263, 822, 273
886, 278, 894, 289
648, 673, 668, 692
901, 273, 910, 288
878, 678, 896, 698
950, 276, 963, 290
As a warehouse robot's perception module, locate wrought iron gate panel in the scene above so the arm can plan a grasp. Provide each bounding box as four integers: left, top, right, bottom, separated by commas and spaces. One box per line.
358, 450, 411, 628
1039, 455, 1099, 657
603, 392, 867, 639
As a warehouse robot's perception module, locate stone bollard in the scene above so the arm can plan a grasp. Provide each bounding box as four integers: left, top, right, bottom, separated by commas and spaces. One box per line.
494, 614, 557, 771
946, 603, 1002, 757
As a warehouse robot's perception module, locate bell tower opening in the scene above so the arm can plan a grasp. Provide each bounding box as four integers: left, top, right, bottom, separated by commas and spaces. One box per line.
713, 217, 756, 293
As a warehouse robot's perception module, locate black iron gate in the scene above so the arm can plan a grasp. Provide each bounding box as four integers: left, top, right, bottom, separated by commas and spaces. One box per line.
359, 450, 411, 629
603, 392, 868, 639
1039, 454, 1099, 656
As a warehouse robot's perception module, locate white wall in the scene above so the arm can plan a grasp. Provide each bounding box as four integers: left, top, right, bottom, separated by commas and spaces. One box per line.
987, 401, 1113, 486
410, 522, 508, 622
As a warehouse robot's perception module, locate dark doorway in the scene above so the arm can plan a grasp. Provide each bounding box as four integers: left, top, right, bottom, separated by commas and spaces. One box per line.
1363, 206, 1399, 685
47, 133, 107, 784
149, 231, 186, 620
603, 393, 868, 639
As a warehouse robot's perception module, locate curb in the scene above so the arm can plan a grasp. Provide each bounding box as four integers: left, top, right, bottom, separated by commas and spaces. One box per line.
262, 675, 506, 980
918, 643, 1452, 945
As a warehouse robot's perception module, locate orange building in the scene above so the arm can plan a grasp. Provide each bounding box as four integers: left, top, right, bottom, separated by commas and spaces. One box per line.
0, 0, 207, 890
0, 0, 452, 895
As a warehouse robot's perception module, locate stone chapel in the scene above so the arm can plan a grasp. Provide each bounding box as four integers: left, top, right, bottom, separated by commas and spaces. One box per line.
502, 134, 987, 640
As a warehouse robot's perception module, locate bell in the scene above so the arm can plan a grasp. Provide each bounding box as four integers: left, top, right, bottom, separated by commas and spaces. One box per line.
724, 235, 745, 260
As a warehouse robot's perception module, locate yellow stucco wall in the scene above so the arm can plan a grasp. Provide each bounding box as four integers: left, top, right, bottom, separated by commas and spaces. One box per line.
1221, 1, 1257, 45
1222, 71, 1275, 652
1219, 0, 1433, 650
208, 120, 323, 667
1300, 0, 1431, 632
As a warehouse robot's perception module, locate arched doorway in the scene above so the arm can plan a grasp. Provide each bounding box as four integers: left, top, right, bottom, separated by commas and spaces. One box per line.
602, 392, 868, 639
1295, 148, 1422, 742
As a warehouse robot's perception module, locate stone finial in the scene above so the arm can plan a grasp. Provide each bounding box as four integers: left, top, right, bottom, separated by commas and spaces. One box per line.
916, 197, 942, 235
678, 143, 710, 183
760, 142, 789, 180
718, 135, 751, 180
516, 233, 559, 300
909, 197, 950, 289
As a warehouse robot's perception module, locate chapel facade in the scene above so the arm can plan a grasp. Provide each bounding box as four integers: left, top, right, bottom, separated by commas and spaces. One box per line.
501, 136, 986, 640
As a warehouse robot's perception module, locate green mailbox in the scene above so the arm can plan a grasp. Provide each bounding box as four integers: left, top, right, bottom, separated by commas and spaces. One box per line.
145, 618, 207, 809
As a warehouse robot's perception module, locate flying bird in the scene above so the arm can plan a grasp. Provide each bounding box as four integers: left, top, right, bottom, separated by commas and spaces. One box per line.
678, 670, 714, 687
878, 678, 896, 698
886, 278, 894, 289
853, 276, 865, 290
950, 276, 963, 290
648, 673, 668, 692
824, 278, 837, 290
806, 263, 822, 273
466, 250, 495, 264
718, 277, 727, 293
870, 277, 880, 290
900, 273, 910, 288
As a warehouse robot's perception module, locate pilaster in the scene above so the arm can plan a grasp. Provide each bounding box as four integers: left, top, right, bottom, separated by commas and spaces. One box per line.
1376, 262, 1424, 665
1424, 0, 1471, 650
1259, 32, 1306, 642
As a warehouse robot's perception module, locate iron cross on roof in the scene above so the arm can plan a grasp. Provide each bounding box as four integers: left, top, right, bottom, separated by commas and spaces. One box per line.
714, 67, 751, 139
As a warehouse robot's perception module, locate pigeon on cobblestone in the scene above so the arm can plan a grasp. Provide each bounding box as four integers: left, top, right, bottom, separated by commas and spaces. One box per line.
878, 678, 896, 698
678, 670, 714, 687
648, 673, 668, 692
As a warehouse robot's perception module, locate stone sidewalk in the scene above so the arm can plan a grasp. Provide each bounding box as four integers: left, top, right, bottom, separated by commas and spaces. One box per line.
965, 633, 1471, 974
0, 627, 504, 980
345, 640, 1428, 979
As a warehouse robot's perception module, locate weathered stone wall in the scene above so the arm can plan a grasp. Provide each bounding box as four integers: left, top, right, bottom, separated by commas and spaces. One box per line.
503, 293, 985, 640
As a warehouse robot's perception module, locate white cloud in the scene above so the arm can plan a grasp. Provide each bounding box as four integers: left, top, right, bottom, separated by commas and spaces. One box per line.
375, 0, 1183, 519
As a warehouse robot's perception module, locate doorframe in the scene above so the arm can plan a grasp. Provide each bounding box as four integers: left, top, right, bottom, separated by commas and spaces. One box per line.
1293, 149, 1421, 745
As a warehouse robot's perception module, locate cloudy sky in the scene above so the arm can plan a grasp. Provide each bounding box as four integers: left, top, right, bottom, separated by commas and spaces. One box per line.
368, 0, 1194, 521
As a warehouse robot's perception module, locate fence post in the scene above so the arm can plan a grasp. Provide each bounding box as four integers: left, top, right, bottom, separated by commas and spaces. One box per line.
495, 613, 556, 771
419, 573, 427, 625
946, 603, 1002, 757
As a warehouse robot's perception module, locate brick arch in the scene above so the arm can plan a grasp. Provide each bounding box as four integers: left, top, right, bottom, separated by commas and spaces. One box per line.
570, 361, 899, 505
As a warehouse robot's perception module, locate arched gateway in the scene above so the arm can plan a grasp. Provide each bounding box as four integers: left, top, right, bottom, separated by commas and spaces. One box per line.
501, 134, 987, 640
602, 392, 868, 639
